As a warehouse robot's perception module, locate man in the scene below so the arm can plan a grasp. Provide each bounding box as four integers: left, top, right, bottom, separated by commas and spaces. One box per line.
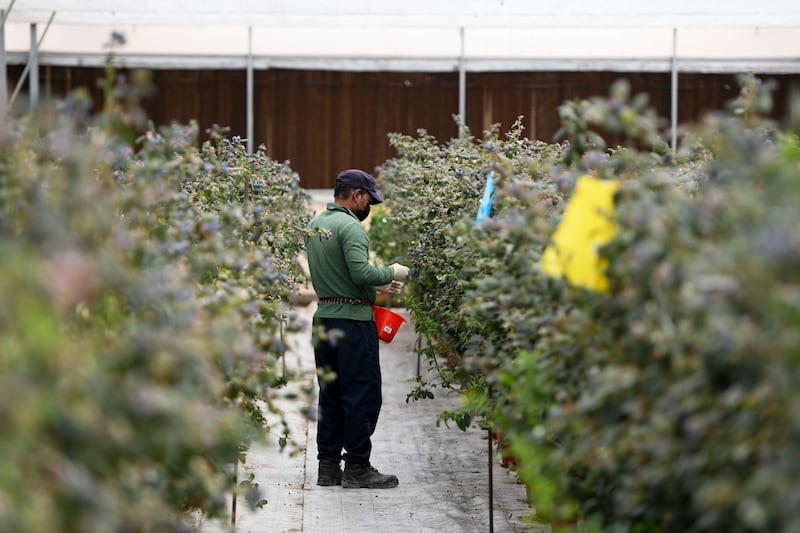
305, 169, 410, 489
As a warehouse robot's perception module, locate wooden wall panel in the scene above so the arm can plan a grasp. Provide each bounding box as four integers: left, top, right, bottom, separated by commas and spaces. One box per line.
148, 70, 247, 141
257, 70, 459, 188
6, 65, 799, 188
467, 72, 563, 141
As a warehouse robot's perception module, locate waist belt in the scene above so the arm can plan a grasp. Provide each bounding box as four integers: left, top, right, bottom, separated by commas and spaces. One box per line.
318, 296, 373, 306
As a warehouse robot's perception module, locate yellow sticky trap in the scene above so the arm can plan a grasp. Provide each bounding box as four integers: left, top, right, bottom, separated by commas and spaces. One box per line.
541, 176, 619, 292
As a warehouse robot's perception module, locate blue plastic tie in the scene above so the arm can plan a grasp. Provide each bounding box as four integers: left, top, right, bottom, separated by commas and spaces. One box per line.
475, 171, 494, 225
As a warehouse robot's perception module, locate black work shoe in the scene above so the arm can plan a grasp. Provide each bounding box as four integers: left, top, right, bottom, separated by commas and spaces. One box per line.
317, 460, 342, 486
342, 463, 399, 489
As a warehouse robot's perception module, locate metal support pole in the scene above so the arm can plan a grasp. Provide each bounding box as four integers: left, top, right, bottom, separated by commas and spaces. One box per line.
458, 27, 466, 139
0, 0, 17, 117
1, 1, 16, 26
670, 27, 678, 153
487, 384, 494, 533
0, 11, 6, 118
9, 11, 53, 109
28, 23, 37, 110
231, 456, 238, 526
414, 335, 422, 378
246, 26, 254, 154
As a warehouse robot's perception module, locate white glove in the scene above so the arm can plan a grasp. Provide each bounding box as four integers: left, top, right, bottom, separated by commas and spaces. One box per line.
376, 280, 404, 295
389, 263, 410, 281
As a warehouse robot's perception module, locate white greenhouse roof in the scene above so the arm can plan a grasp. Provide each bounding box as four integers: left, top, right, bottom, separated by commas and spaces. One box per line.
7, 0, 800, 28
3, 0, 800, 72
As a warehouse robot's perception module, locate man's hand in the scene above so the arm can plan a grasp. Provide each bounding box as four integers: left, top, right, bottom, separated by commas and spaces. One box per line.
389, 263, 410, 281
376, 280, 404, 295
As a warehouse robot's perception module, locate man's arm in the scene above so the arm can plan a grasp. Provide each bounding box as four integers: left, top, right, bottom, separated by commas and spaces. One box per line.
342, 224, 395, 286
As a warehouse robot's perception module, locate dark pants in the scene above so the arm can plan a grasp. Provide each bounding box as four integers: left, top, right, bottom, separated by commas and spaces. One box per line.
314, 317, 382, 465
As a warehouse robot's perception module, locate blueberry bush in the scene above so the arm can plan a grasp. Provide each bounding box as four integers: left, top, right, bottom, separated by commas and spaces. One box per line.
373, 119, 566, 428
373, 75, 800, 531
0, 67, 313, 530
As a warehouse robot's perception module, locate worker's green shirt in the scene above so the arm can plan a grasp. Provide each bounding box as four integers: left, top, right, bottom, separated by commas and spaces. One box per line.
306, 202, 394, 321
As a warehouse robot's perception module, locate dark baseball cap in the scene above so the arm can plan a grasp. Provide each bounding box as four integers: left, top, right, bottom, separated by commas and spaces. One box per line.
335, 169, 384, 204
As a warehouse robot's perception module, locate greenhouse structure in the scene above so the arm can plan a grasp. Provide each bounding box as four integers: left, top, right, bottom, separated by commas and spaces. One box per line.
1, 0, 799, 187
4, 2, 800, 533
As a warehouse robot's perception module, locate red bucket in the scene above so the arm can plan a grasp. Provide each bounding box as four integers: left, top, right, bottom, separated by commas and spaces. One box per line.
373, 305, 407, 343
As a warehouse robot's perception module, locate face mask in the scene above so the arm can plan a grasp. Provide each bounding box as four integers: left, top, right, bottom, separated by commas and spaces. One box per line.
354, 204, 371, 221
